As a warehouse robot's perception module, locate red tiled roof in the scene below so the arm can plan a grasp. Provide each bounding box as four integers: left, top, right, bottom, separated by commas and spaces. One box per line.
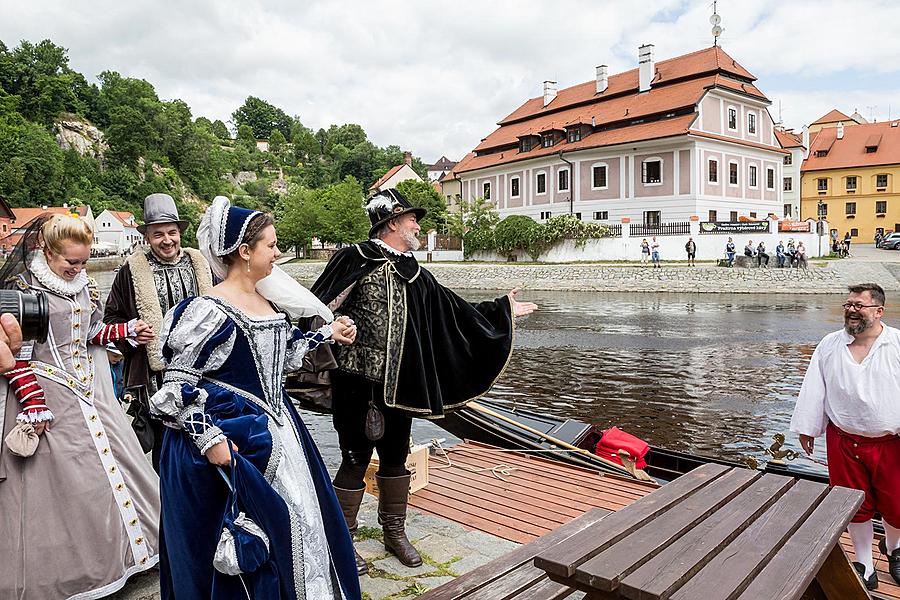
11, 206, 81, 225
457, 46, 774, 174
370, 164, 404, 191
109, 210, 136, 227
498, 46, 756, 125
802, 121, 900, 172
457, 114, 699, 174
774, 128, 804, 149
810, 109, 852, 126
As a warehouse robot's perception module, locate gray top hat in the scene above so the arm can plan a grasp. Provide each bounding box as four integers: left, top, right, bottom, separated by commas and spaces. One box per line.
137, 193, 189, 234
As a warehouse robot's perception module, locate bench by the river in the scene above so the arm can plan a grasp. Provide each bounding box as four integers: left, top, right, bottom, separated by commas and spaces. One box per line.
422, 463, 868, 600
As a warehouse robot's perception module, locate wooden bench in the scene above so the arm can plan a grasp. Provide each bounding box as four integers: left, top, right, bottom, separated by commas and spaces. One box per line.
533, 462, 867, 600
418, 508, 611, 599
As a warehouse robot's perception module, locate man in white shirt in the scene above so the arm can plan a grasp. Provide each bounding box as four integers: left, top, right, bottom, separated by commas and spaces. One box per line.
791, 283, 900, 590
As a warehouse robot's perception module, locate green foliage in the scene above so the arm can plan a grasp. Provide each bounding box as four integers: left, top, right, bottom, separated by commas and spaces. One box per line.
319, 176, 368, 244
0, 37, 431, 243
539, 214, 613, 248
236, 124, 256, 150
395, 179, 447, 232
232, 96, 292, 139
459, 198, 499, 258
494, 214, 543, 260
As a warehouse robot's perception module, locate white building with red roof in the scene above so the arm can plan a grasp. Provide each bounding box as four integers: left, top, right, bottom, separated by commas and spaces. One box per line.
455, 44, 788, 226
94, 209, 142, 254
369, 151, 422, 194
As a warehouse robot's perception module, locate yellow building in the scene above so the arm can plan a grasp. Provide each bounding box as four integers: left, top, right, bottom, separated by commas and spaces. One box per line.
801, 118, 900, 243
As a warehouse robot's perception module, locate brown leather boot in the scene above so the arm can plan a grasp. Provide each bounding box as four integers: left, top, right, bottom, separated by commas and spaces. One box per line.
333, 484, 369, 575
376, 474, 422, 567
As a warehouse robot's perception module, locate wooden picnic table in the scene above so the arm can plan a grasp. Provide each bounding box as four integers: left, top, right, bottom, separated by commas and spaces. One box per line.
533, 462, 869, 600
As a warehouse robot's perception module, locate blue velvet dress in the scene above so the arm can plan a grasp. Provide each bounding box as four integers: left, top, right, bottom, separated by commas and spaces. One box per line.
150, 296, 361, 600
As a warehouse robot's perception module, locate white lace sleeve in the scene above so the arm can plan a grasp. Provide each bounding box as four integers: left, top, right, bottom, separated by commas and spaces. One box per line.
150, 297, 236, 454
284, 323, 334, 373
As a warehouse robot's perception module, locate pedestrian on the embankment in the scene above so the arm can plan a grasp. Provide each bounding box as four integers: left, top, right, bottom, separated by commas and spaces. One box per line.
651, 237, 661, 268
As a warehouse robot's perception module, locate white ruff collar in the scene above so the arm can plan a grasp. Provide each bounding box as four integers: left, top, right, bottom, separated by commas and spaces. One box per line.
370, 238, 412, 257
29, 251, 90, 296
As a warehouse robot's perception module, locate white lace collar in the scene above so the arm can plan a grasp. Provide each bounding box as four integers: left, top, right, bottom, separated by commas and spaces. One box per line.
28, 250, 90, 296
370, 238, 412, 257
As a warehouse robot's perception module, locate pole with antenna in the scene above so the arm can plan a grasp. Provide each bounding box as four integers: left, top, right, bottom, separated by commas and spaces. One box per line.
710, 1, 723, 47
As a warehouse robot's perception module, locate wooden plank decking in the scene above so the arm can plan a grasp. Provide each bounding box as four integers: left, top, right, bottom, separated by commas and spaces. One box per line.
411, 440, 899, 598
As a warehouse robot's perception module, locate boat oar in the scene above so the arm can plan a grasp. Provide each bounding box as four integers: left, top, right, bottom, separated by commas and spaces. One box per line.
466, 401, 655, 482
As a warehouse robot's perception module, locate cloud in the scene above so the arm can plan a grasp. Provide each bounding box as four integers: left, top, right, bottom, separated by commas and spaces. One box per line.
2, 0, 900, 161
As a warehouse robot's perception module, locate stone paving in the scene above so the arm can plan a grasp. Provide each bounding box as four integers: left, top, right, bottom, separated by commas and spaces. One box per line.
282, 249, 900, 294
109, 493, 518, 600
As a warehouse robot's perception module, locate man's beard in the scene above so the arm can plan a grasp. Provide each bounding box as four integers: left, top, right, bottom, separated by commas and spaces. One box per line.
844, 313, 873, 335
400, 229, 421, 251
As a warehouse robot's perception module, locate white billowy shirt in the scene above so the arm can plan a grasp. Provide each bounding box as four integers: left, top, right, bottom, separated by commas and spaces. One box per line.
790, 323, 900, 438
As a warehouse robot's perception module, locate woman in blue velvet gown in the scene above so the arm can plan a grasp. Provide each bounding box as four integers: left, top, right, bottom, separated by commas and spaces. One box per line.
150, 197, 362, 600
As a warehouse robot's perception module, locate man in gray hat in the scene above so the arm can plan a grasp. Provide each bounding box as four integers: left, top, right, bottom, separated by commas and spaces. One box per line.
104, 193, 213, 470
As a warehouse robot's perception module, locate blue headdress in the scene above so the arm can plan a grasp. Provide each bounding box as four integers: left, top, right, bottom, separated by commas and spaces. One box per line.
197, 196, 334, 321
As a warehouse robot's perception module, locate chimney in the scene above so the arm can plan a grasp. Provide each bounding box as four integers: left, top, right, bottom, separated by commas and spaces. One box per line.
403, 151, 412, 165
543, 80, 557, 107
596, 65, 608, 94
802, 125, 810, 158
836, 121, 844, 140
638, 44, 655, 92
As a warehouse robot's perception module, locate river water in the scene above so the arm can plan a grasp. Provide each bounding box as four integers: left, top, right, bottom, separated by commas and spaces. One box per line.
91, 267, 877, 474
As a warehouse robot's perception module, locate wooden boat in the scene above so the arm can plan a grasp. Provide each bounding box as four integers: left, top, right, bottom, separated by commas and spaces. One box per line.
437, 398, 828, 485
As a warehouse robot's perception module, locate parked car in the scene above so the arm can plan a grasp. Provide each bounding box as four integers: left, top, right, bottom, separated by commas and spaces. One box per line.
878, 232, 900, 249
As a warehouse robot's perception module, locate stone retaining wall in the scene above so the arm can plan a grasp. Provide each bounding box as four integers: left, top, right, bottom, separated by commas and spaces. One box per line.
283, 260, 900, 294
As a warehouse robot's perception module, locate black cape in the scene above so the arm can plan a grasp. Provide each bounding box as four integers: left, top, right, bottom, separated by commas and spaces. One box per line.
311, 241, 514, 418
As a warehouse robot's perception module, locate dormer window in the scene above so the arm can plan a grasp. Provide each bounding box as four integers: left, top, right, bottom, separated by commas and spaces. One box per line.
815, 150, 828, 157
567, 128, 582, 143
542, 134, 555, 148
519, 137, 533, 152
866, 146, 877, 153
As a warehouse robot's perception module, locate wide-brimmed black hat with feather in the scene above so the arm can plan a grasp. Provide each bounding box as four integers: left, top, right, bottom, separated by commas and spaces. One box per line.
365, 188, 426, 238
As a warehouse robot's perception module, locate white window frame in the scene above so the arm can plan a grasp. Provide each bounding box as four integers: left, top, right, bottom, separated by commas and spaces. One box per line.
483, 181, 491, 200
783, 177, 792, 192
727, 106, 738, 131
593, 211, 608, 221
708, 157, 719, 185
728, 160, 739, 187
540, 211, 552, 220
748, 164, 758, 189
748, 112, 757, 135
557, 167, 570, 192
591, 162, 609, 190
510, 176, 521, 198
766, 167, 775, 190
846, 176, 858, 191
535, 171, 547, 195
641, 157, 663, 187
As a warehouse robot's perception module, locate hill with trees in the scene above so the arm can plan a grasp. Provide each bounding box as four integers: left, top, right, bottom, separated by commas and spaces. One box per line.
0, 38, 444, 247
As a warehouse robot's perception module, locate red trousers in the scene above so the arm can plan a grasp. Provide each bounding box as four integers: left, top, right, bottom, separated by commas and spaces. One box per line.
826, 423, 900, 524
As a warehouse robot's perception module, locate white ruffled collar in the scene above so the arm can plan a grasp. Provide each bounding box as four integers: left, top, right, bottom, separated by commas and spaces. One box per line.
370, 238, 412, 257
28, 250, 90, 296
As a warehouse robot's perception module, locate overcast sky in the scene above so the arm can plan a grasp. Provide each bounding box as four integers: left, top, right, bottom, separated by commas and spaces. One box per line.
3, 0, 900, 163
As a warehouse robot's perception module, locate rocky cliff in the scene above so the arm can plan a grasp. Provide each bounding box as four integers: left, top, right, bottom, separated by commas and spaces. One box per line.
54, 118, 108, 159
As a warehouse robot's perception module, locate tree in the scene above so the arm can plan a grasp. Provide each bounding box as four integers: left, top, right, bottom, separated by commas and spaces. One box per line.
276, 184, 324, 254
211, 119, 230, 141
269, 128, 286, 157
395, 179, 448, 232
236, 124, 256, 151
323, 123, 366, 154
232, 96, 292, 139
319, 176, 368, 245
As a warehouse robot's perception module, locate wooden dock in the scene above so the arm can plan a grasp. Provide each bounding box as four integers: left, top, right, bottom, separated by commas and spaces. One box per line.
411, 440, 899, 598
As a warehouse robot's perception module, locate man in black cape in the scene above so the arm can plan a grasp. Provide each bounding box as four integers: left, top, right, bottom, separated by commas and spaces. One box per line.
311, 188, 536, 573
104, 193, 213, 471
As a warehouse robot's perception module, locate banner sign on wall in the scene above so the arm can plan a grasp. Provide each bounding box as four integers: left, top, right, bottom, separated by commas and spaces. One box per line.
699, 221, 771, 234
778, 221, 812, 232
